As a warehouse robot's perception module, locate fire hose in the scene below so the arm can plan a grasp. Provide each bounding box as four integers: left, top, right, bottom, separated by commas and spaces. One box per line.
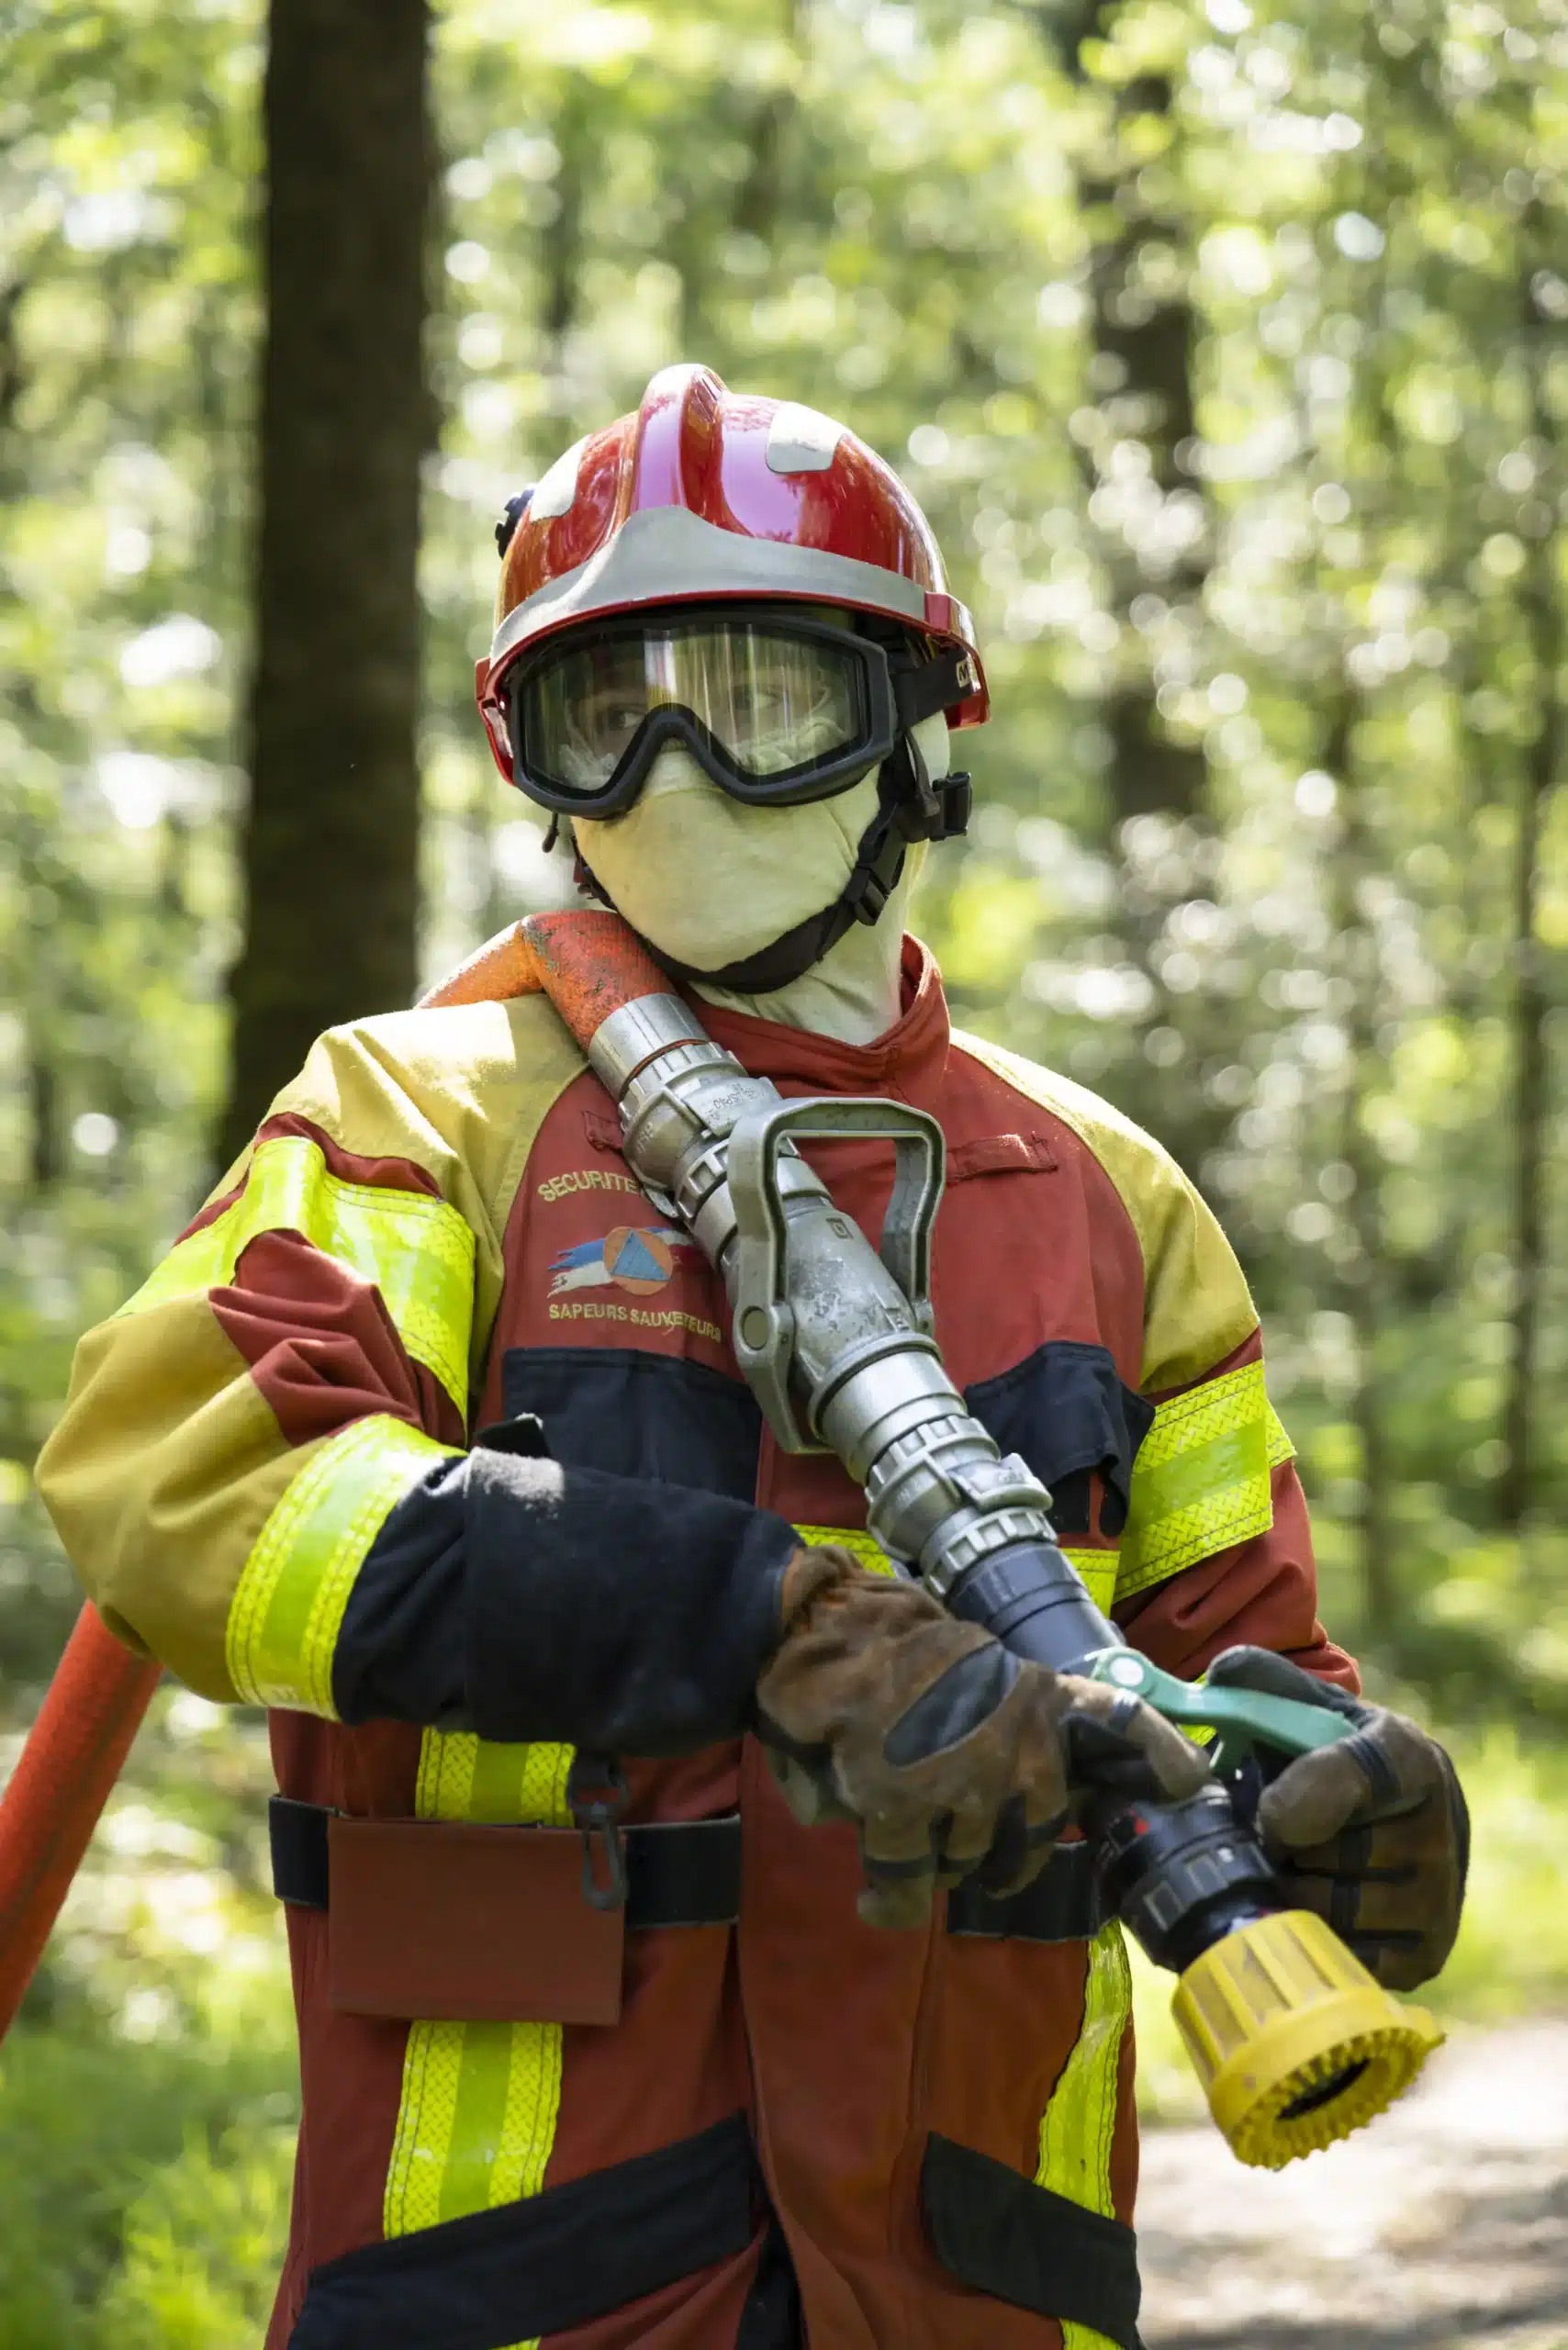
0, 907, 1441, 2165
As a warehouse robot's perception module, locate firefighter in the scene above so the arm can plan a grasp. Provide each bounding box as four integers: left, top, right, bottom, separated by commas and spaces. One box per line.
36, 364, 1466, 2350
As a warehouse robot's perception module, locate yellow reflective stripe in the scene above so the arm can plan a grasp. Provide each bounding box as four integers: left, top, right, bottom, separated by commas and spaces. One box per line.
795, 1529, 1122, 1619
1037, 1920, 1132, 2350
384, 2015, 465, 2232
1036, 1922, 1130, 2210
792, 1522, 893, 1574
1116, 1360, 1293, 1601
226, 1416, 455, 1715
386, 1722, 574, 2343
118, 1134, 476, 1415
1059, 1546, 1116, 1617
796, 1526, 1121, 1612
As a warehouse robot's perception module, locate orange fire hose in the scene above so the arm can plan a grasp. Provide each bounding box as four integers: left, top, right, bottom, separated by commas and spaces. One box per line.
0, 1608, 162, 2039
413, 907, 669, 1035
0, 911, 667, 2044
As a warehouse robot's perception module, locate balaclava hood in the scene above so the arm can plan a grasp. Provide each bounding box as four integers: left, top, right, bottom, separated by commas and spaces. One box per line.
571, 711, 949, 1046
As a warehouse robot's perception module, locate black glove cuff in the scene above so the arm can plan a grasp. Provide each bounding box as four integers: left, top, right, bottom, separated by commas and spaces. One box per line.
334, 1420, 800, 1752
463, 1444, 800, 1753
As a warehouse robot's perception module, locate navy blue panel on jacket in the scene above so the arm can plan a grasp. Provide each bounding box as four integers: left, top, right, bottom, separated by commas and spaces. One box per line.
502, 1345, 764, 1494
965, 1341, 1154, 1537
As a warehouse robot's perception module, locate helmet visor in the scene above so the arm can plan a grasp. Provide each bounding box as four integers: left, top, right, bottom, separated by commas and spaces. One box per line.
510, 614, 892, 812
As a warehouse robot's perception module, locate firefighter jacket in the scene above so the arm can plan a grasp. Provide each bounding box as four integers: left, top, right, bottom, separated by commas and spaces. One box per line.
37, 938, 1355, 2350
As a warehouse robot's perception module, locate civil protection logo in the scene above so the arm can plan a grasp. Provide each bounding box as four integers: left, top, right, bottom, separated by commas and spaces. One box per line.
548, 1224, 693, 1298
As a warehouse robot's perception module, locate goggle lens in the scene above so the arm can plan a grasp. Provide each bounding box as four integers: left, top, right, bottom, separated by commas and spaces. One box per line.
515, 621, 873, 801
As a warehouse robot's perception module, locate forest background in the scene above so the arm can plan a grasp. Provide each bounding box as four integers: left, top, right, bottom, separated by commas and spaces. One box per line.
2, 0, 1567, 2336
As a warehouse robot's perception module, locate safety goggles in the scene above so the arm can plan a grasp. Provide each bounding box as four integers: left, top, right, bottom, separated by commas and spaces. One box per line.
500, 609, 976, 817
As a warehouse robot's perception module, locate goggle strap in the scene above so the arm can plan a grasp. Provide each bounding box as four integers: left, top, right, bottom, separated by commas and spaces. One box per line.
879, 727, 972, 847
935, 772, 973, 840
893, 645, 980, 730
845, 791, 912, 928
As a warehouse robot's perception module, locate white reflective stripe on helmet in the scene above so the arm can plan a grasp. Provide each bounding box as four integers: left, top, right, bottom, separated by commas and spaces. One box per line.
489, 504, 934, 675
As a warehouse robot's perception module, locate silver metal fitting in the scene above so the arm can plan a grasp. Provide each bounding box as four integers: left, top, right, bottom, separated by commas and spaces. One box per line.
580, 989, 1065, 1590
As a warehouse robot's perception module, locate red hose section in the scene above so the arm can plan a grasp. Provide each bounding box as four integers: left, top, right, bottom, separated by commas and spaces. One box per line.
419, 909, 678, 1056
0, 1605, 161, 2042
415, 920, 543, 1010
513, 910, 673, 1048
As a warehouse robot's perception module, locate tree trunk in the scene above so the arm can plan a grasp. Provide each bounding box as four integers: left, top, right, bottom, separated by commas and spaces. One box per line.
219, 0, 431, 1166
732, 0, 801, 244
1323, 697, 1398, 1640
1046, 6, 1208, 831
1498, 209, 1562, 1528
1085, 97, 1206, 830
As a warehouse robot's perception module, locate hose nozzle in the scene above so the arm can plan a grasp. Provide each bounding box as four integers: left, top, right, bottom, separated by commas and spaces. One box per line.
1172, 1909, 1443, 2167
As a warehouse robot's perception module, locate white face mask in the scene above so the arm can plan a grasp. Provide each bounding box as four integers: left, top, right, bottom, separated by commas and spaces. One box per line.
571, 712, 949, 1044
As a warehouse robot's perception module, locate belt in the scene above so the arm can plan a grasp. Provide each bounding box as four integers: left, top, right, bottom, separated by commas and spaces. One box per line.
272, 1796, 1109, 1943
270, 1795, 742, 1931
946, 1841, 1110, 1942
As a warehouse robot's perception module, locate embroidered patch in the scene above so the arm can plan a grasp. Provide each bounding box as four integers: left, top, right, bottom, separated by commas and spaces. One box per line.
548, 1224, 693, 1298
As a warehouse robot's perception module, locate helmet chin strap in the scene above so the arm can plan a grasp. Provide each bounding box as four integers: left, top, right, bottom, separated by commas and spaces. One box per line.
572, 734, 971, 996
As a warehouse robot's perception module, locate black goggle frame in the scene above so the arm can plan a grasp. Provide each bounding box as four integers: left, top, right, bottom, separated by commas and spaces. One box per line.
502, 605, 976, 821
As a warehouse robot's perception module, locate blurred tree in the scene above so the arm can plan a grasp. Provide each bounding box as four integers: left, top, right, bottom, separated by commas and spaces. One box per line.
219, 0, 432, 1163
1500, 197, 1564, 1528
1041, 0, 1211, 832
0, 1, 260, 1707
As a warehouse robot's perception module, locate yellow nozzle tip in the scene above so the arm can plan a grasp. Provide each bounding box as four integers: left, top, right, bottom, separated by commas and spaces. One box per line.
1172, 1910, 1444, 2169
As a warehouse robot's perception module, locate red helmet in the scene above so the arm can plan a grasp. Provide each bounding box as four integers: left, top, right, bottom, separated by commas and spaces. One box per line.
476, 363, 988, 785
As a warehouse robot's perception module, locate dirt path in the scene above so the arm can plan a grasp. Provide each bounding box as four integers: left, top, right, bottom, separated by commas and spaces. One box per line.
1137, 2021, 1568, 2349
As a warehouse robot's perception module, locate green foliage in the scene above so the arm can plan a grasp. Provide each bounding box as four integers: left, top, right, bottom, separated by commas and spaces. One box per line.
99, 2121, 295, 2348
0, 1687, 291, 2340
0, 0, 258, 1723
0, 2006, 294, 2345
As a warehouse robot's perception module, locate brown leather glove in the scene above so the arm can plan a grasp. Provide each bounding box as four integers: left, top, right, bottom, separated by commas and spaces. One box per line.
1205, 1646, 1469, 1991
755, 1546, 1212, 1928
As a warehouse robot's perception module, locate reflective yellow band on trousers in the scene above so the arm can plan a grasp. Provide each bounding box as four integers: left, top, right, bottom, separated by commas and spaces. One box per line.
1037, 1920, 1133, 2350
384, 1725, 575, 2350
1116, 1360, 1294, 1600
118, 1134, 477, 1414
226, 1416, 456, 1716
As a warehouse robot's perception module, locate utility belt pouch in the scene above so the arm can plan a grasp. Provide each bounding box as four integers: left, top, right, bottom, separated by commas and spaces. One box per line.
326, 1815, 625, 2027
270, 1796, 744, 2029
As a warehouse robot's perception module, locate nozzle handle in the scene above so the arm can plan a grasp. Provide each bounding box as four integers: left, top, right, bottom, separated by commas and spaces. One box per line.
1083, 1648, 1356, 1773
946, 1539, 1355, 1769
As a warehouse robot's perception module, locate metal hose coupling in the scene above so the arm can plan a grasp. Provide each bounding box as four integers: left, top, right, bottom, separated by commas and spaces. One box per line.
469, 914, 1444, 2167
